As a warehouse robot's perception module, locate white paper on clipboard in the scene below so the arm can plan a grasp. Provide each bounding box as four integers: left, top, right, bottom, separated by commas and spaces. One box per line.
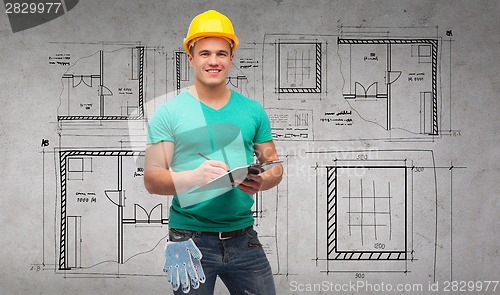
189, 160, 283, 194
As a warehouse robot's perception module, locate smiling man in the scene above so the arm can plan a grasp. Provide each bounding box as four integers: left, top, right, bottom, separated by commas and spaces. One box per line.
144, 10, 282, 294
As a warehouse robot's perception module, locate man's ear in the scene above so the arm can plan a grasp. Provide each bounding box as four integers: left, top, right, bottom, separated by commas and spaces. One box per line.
187, 53, 193, 66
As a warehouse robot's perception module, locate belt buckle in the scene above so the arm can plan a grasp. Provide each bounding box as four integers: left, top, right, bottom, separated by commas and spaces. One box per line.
218, 232, 232, 240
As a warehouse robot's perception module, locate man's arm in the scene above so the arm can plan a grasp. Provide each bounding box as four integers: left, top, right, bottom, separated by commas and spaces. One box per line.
237, 140, 283, 195
144, 141, 229, 195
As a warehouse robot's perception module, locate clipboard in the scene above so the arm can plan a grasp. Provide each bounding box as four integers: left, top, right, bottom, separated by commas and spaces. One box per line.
189, 160, 283, 194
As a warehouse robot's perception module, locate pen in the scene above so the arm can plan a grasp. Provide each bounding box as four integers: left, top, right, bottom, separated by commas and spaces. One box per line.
197, 152, 211, 160
198, 152, 234, 184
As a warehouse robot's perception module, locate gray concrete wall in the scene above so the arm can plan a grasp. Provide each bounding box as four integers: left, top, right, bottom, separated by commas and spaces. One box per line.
1, 0, 498, 294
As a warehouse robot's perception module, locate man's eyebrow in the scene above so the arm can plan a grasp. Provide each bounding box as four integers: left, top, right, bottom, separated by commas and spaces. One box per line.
197, 49, 229, 55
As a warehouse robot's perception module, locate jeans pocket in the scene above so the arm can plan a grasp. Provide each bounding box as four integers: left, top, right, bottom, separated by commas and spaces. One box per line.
245, 227, 263, 248
245, 227, 258, 238
168, 228, 193, 242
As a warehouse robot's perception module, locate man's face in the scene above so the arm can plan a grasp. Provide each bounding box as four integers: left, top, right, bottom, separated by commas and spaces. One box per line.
188, 37, 233, 89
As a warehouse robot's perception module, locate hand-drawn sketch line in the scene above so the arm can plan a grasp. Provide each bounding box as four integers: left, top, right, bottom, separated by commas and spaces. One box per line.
338, 38, 439, 135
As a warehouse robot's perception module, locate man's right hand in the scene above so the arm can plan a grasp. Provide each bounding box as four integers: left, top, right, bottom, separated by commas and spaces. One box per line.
194, 160, 229, 186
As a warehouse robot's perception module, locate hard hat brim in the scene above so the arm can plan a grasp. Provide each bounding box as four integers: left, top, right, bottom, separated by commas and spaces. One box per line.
183, 32, 239, 54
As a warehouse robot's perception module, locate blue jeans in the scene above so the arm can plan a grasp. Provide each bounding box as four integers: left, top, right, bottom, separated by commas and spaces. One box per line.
166, 227, 276, 295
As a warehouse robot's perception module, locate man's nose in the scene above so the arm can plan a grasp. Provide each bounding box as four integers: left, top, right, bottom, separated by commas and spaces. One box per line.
207, 53, 218, 65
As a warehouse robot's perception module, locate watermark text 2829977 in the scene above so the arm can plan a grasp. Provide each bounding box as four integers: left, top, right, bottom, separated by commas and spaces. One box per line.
5, 2, 62, 14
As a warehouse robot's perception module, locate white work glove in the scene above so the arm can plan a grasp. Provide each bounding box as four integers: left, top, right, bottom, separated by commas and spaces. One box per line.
163, 238, 206, 293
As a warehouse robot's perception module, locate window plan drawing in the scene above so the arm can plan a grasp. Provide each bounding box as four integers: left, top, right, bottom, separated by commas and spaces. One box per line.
326, 162, 408, 260
307, 149, 458, 277
277, 42, 323, 94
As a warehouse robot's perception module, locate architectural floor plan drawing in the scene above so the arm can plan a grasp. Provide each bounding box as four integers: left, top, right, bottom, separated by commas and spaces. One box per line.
42, 148, 287, 278
3, 2, 498, 294
55, 42, 168, 124
318, 156, 415, 274
33, 23, 463, 290
299, 149, 457, 280
326, 162, 409, 261
276, 41, 323, 95
261, 27, 456, 142
337, 38, 438, 135
56, 150, 169, 276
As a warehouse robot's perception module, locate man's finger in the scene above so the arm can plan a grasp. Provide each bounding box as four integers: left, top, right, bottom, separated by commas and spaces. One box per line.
206, 160, 229, 171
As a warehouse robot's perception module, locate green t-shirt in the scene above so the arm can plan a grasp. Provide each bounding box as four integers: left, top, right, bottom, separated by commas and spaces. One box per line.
146, 90, 272, 232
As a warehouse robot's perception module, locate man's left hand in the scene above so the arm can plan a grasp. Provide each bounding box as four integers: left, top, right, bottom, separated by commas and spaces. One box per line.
237, 174, 263, 195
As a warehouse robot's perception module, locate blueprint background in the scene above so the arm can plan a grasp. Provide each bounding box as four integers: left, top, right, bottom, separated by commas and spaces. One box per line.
0, 0, 499, 294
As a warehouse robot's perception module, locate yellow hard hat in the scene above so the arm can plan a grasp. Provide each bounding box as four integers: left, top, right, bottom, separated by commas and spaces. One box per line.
183, 10, 239, 54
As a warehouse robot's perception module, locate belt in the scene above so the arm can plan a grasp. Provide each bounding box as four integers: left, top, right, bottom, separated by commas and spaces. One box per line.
202, 226, 252, 240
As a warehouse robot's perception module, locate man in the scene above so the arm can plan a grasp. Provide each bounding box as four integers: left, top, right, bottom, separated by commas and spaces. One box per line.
144, 10, 283, 294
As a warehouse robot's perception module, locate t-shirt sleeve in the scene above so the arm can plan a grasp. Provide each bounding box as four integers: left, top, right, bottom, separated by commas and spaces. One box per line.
253, 105, 273, 144
146, 104, 175, 144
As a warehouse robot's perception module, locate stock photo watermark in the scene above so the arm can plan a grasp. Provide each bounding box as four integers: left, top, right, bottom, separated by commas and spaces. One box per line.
289, 280, 499, 293
4, 0, 79, 33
